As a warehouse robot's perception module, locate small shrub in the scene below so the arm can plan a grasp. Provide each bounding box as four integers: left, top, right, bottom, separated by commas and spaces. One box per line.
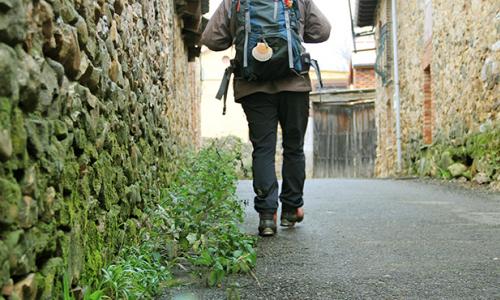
76, 142, 256, 299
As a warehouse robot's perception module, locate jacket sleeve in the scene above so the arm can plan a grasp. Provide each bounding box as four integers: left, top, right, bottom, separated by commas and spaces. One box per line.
201, 1, 233, 51
303, 0, 331, 43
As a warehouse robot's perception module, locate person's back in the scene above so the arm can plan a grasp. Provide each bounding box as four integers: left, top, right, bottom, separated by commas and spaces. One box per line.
202, 0, 331, 236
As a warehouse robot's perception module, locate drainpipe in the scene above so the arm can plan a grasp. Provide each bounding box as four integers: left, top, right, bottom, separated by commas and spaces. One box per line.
391, 0, 402, 173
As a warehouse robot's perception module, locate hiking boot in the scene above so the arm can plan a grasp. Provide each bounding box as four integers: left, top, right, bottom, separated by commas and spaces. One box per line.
280, 205, 304, 227
258, 213, 277, 237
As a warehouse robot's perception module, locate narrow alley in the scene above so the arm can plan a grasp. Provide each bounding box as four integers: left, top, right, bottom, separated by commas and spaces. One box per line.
166, 179, 500, 299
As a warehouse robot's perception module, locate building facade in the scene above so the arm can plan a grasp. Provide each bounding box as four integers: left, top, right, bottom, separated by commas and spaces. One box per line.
355, 0, 500, 181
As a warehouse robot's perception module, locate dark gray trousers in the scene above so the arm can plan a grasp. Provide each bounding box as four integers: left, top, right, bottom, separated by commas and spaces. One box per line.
241, 91, 309, 214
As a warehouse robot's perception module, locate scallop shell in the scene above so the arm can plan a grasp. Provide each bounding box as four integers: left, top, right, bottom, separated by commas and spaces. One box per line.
252, 42, 273, 62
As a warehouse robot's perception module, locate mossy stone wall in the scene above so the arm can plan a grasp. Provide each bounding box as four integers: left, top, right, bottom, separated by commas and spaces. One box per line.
372, 0, 499, 181
0, 0, 200, 298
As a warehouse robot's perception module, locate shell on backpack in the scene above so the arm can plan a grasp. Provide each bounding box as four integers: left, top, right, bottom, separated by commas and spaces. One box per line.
252, 42, 273, 62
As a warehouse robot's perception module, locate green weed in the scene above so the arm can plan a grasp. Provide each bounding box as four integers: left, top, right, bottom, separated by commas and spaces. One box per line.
70, 143, 255, 299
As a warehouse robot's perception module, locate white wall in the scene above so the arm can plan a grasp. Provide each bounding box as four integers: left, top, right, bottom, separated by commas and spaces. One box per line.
201, 48, 250, 142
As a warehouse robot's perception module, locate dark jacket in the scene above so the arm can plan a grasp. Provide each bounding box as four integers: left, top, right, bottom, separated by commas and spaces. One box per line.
201, 0, 331, 101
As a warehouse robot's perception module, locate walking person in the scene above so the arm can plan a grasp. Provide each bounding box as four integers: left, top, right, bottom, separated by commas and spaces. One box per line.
201, 0, 331, 236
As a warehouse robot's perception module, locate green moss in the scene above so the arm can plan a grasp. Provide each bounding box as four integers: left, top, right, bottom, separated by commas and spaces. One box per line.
408, 123, 499, 182
0, 241, 9, 286
52, 120, 68, 140
39, 258, 64, 300
0, 177, 22, 225
0, 97, 11, 129
81, 220, 105, 285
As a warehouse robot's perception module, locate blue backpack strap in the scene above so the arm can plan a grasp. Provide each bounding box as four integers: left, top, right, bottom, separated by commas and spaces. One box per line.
228, 0, 236, 18
284, 9, 294, 69
243, 0, 251, 68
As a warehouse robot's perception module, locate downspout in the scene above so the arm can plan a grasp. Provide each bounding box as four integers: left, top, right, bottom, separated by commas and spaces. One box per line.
391, 0, 402, 173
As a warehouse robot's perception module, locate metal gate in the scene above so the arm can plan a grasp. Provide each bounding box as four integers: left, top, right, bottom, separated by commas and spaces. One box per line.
312, 90, 376, 178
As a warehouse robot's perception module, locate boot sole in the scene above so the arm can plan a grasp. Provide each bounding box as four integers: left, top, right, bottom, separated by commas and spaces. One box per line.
280, 217, 303, 227
259, 228, 276, 237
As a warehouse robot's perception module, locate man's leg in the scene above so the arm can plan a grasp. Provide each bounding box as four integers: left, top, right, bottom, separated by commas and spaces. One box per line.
241, 93, 279, 215
278, 91, 309, 210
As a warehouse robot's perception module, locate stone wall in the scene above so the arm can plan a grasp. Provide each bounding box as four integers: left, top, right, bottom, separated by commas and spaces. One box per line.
0, 0, 201, 298
373, 0, 499, 181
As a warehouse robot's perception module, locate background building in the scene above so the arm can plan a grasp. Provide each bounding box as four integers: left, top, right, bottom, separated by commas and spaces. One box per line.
355, 0, 499, 185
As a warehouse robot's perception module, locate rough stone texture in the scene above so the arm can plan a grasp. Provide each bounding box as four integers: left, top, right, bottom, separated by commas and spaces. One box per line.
0, 0, 202, 297
373, 0, 499, 183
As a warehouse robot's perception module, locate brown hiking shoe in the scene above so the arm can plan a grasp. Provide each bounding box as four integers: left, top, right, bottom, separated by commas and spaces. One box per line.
280, 206, 304, 227
258, 212, 277, 237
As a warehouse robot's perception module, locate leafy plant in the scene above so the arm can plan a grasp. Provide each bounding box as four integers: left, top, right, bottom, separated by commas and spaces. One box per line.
69, 142, 256, 299
149, 145, 257, 286
98, 243, 172, 299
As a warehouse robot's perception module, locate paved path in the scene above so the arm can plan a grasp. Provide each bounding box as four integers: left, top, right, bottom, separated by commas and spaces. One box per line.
166, 179, 500, 299
236, 179, 500, 299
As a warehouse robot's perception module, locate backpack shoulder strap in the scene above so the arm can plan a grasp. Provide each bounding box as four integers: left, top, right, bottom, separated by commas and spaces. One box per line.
229, 0, 243, 42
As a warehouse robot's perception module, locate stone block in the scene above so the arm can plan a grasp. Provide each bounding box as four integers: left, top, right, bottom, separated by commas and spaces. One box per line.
75, 16, 88, 46
0, 44, 19, 100
75, 51, 90, 81
481, 57, 499, 90
18, 196, 38, 229
21, 166, 36, 197
438, 150, 453, 170
12, 273, 37, 300
31, 0, 56, 55
17, 49, 42, 113
84, 27, 98, 61
473, 157, 495, 177
39, 61, 60, 111
46, 58, 65, 86
0, 128, 14, 162
78, 63, 102, 93
448, 163, 468, 178
0, 0, 27, 45
113, 0, 125, 15
60, 0, 79, 24
7, 233, 37, 276
52, 24, 81, 79
39, 188, 56, 223
473, 172, 491, 185
108, 59, 123, 85
25, 118, 49, 158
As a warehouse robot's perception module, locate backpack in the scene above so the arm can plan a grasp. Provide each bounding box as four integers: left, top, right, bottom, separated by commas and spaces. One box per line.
216, 0, 323, 114
231, 0, 306, 81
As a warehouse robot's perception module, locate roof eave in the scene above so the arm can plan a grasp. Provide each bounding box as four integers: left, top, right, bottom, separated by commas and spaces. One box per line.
355, 0, 378, 27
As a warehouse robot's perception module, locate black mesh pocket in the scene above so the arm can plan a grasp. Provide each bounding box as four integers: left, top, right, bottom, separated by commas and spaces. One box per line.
243, 34, 292, 81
